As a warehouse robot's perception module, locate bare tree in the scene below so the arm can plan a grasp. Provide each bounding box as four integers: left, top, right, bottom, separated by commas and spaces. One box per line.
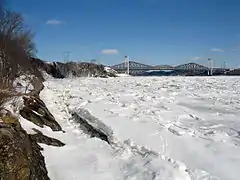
0, 9, 41, 106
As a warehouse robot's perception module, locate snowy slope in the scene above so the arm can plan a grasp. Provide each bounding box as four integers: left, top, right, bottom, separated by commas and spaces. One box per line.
40, 76, 240, 180
104, 66, 118, 74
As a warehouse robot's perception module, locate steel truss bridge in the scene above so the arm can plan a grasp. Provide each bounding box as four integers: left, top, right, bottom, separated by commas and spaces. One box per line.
110, 61, 229, 75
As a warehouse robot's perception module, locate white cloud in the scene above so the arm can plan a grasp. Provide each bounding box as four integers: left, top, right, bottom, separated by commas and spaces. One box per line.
46, 19, 63, 25
190, 56, 201, 61
211, 48, 224, 52
101, 49, 119, 55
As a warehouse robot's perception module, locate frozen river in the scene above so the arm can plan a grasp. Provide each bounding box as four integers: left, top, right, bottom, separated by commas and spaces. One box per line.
35, 76, 240, 180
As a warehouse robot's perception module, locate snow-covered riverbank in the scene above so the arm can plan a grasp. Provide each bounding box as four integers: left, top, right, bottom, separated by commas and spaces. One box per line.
39, 76, 240, 180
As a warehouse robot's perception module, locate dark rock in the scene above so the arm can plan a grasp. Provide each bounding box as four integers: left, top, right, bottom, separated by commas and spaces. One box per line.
0, 115, 21, 128
226, 68, 240, 75
20, 107, 44, 128
20, 96, 62, 131
56, 61, 107, 78
0, 115, 50, 180
30, 128, 65, 147
31, 58, 109, 78
99, 75, 108, 78
31, 58, 64, 78
107, 72, 118, 77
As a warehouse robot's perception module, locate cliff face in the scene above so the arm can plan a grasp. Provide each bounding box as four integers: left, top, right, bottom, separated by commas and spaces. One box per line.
0, 95, 65, 180
0, 114, 50, 180
0, 58, 66, 179
31, 58, 110, 78
55, 61, 107, 77
0, 57, 117, 179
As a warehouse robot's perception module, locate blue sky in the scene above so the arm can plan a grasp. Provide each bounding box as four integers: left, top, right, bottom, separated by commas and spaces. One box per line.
8, 0, 240, 67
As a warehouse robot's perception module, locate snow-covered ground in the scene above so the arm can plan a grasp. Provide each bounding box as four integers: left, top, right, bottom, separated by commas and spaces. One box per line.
38, 76, 240, 180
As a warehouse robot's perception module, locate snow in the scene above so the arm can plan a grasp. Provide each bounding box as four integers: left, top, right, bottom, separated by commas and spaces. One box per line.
13, 75, 35, 93
2, 96, 24, 114
29, 76, 240, 180
104, 66, 118, 74
116, 73, 132, 77
104, 66, 130, 77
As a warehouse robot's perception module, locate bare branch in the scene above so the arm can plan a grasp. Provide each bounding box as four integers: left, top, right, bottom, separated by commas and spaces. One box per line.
0, 9, 41, 103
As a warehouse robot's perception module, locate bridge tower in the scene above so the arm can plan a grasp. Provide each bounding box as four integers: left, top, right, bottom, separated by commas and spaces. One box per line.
124, 56, 130, 75
223, 60, 226, 69
208, 58, 213, 76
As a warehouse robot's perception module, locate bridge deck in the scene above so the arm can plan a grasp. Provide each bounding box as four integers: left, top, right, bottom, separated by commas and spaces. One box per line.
111, 61, 229, 72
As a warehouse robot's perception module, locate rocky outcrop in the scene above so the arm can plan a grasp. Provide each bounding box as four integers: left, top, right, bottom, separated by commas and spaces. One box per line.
0, 57, 116, 180
20, 96, 62, 131
31, 58, 64, 78
31, 58, 110, 78
30, 128, 65, 147
0, 95, 65, 180
0, 115, 50, 180
54, 61, 107, 77
226, 68, 240, 75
